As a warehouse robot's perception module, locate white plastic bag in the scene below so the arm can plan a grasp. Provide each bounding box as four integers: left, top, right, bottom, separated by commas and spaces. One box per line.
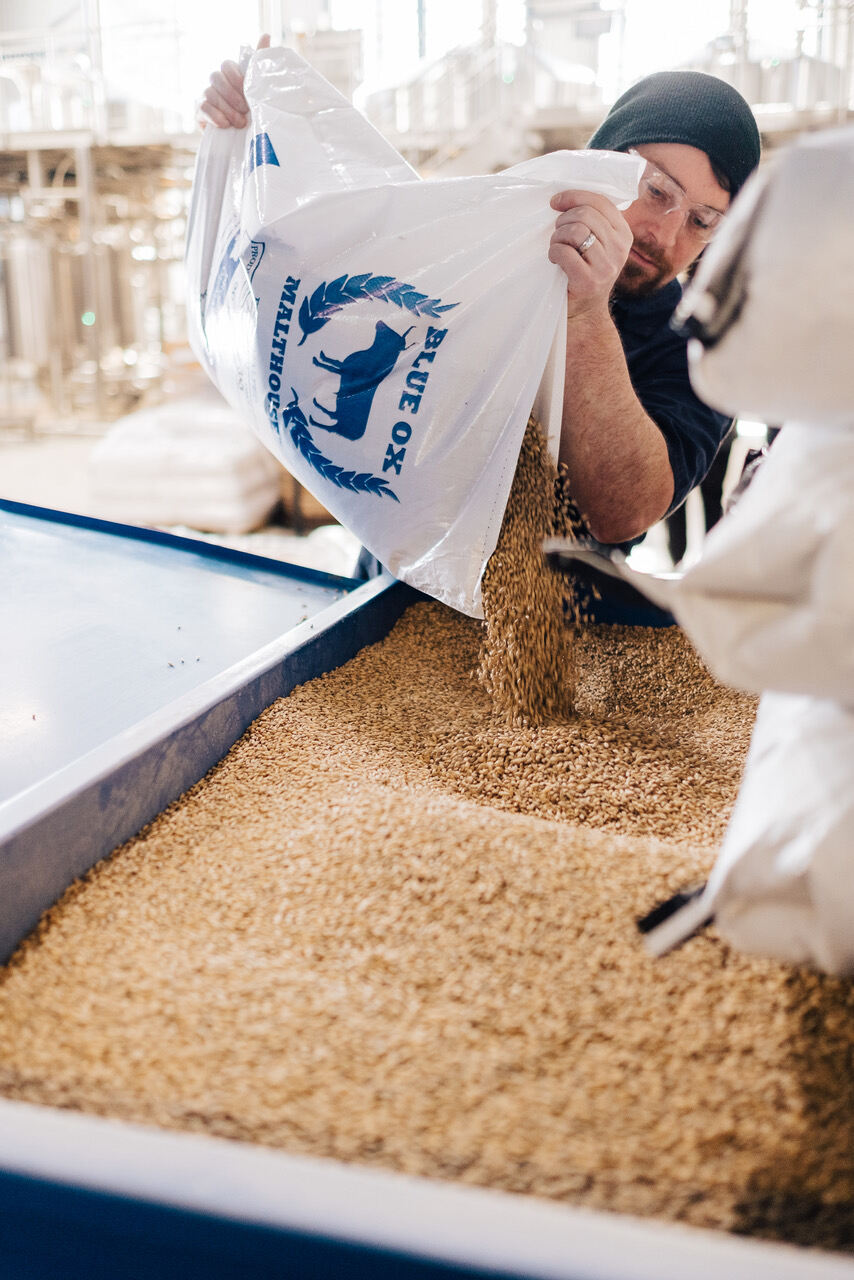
185, 45, 641, 615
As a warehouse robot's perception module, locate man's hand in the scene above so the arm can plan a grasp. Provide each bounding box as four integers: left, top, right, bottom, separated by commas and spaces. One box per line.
548, 190, 633, 320
199, 34, 271, 129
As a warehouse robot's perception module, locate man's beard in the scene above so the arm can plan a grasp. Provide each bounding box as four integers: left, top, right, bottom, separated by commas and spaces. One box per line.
614, 239, 671, 298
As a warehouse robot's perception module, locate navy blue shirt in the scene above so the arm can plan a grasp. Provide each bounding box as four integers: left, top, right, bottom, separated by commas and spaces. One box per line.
611, 278, 731, 517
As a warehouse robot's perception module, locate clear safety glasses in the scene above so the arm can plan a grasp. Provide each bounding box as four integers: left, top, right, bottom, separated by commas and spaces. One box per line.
628, 148, 727, 243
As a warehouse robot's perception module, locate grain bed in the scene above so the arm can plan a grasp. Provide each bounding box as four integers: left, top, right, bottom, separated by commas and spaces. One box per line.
2, 600, 851, 1255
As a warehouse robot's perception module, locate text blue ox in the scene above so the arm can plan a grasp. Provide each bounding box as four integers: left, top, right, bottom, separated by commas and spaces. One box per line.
310, 321, 413, 441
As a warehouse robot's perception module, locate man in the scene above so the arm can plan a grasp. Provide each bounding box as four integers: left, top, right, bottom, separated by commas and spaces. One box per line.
201, 57, 760, 551
547, 71, 760, 546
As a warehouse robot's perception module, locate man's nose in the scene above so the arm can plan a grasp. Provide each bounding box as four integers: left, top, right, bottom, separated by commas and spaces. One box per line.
645, 204, 683, 248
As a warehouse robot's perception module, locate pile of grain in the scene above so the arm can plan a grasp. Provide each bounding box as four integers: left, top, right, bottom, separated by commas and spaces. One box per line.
1, 602, 852, 1253
478, 416, 583, 725
430, 622, 753, 845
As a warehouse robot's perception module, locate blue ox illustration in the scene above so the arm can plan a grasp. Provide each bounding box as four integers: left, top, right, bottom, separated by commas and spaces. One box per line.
309, 320, 414, 441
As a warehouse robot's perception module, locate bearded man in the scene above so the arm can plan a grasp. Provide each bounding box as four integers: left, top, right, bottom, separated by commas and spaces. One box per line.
547, 71, 760, 546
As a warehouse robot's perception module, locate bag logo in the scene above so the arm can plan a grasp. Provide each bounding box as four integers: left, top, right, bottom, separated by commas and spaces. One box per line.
283, 392, 400, 502
264, 272, 457, 503
249, 132, 280, 171
298, 272, 455, 342
310, 320, 414, 441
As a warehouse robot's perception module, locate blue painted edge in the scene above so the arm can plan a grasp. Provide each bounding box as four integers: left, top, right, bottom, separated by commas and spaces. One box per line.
0, 497, 362, 593
0, 1168, 529, 1280
0, 577, 424, 965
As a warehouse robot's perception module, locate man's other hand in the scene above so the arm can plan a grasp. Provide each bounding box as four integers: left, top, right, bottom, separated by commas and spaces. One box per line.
548, 191, 633, 319
199, 34, 271, 129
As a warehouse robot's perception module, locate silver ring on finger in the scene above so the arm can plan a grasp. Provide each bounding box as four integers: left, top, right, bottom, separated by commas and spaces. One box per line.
577, 231, 597, 256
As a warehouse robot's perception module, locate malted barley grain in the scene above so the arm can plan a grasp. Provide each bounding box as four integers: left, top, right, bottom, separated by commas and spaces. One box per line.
478, 417, 583, 725
0, 430, 851, 1255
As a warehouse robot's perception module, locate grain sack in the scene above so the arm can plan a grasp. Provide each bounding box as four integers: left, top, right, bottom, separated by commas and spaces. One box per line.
185, 44, 641, 615
636, 434, 854, 973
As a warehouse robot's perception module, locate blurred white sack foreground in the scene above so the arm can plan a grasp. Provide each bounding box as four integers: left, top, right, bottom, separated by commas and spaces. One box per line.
703, 694, 854, 975
643, 689, 854, 976
185, 45, 640, 615
677, 124, 854, 428
586, 126, 854, 974
604, 424, 854, 702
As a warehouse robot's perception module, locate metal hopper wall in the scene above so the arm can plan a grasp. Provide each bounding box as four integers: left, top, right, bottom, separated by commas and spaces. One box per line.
0, 499, 417, 964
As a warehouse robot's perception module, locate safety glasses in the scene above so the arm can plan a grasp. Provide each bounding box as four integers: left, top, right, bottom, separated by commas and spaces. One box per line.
628, 148, 727, 243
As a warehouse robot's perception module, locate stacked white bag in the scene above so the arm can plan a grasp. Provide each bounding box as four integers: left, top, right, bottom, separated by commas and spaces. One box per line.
184, 44, 641, 616
89, 390, 282, 534
594, 126, 854, 974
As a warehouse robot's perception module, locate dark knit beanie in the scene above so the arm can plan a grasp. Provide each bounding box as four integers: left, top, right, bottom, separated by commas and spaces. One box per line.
587, 71, 761, 196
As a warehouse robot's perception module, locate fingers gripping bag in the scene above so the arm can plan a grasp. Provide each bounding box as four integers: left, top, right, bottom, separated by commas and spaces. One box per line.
185, 45, 641, 615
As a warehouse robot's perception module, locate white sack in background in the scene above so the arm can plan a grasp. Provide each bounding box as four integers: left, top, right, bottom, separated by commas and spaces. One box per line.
89, 395, 282, 534
185, 45, 641, 616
